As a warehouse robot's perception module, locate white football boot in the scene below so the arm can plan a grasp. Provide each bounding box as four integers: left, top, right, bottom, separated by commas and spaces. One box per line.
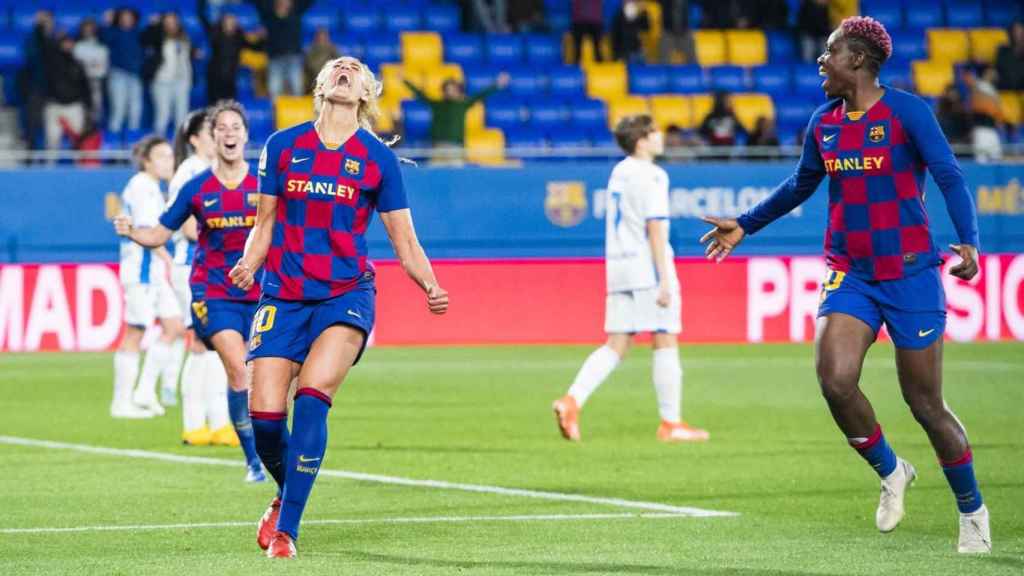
958, 504, 992, 554
876, 458, 916, 532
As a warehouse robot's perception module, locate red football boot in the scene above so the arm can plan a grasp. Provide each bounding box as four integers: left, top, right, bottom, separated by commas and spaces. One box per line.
266, 531, 296, 559
256, 497, 281, 550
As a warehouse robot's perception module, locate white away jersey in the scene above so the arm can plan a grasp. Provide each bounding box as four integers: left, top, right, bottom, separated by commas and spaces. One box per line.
119, 172, 167, 285
167, 155, 210, 266
604, 156, 677, 292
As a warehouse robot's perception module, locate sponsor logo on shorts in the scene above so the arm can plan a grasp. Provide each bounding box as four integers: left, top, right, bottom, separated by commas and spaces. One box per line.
346, 309, 362, 319
918, 328, 936, 338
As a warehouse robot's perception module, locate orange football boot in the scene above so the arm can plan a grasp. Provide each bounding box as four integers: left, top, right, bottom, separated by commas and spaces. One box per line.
552, 395, 581, 441
266, 531, 296, 559
256, 497, 281, 551
657, 421, 710, 443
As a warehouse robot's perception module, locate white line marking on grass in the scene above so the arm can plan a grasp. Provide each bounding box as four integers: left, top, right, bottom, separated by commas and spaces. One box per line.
0, 436, 737, 518
1, 512, 693, 535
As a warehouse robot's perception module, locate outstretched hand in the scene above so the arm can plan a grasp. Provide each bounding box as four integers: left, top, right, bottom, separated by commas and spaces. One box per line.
699, 216, 746, 262
948, 244, 979, 281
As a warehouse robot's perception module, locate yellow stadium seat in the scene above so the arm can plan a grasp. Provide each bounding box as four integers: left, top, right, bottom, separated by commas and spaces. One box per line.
969, 28, 1010, 64
649, 95, 691, 130
422, 64, 464, 99
240, 48, 267, 71
466, 128, 505, 165
402, 32, 443, 70
465, 102, 485, 136
373, 109, 395, 133
607, 96, 650, 129
726, 30, 767, 67
379, 63, 420, 103
693, 30, 727, 67
639, 0, 663, 63
274, 96, 313, 130
730, 93, 775, 132
927, 29, 970, 63
689, 93, 714, 126
912, 60, 955, 97
585, 62, 628, 100
999, 91, 1022, 126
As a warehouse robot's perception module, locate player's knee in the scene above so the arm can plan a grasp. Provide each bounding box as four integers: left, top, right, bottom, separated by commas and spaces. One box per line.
907, 397, 945, 429
816, 361, 859, 405
224, 363, 249, 391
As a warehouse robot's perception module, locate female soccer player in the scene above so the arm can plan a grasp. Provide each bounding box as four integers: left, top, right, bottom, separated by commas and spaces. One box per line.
114, 101, 266, 483
112, 135, 182, 419
228, 56, 449, 559
700, 17, 990, 553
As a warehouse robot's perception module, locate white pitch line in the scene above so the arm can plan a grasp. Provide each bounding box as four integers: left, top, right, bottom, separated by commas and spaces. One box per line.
0, 436, 737, 518
1, 512, 691, 535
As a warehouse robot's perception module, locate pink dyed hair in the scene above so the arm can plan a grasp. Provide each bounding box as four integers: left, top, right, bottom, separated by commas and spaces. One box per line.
840, 16, 893, 61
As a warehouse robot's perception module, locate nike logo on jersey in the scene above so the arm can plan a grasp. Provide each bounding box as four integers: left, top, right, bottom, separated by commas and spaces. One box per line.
822, 134, 836, 142
203, 199, 217, 207
297, 455, 321, 463
918, 328, 936, 338
291, 156, 309, 164
346, 309, 362, 319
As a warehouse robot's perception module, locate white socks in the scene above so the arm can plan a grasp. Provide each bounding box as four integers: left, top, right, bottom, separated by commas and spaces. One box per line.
180, 352, 205, 432
161, 338, 186, 399
137, 340, 173, 403
652, 347, 682, 424
568, 345, 621, 407
204, 351, 230, 430
112, 351, 140, 408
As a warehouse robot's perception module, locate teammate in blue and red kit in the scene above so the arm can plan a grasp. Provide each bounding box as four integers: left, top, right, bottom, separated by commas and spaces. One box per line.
115, 100, 266, 483
229, 56, 449, 559
700, 17, 990, 553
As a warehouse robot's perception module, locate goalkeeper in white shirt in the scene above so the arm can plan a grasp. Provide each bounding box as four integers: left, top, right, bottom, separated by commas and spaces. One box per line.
553, 115, 709, 443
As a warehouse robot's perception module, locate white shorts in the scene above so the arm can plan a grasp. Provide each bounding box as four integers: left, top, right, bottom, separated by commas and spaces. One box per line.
124, 281, 180, 328
171, 264, 193, 328
604, 287, 681, 335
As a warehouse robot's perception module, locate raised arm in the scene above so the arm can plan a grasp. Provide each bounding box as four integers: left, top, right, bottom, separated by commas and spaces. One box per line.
402, 78, 431, 103
379, 209, 447, 314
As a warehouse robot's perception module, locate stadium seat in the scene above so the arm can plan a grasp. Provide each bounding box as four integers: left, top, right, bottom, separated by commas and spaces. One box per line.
378, 63, 418, 102
584, 62, 627, 100
792, 65, 826, 97
773, 96, 817, 128
529, 98, 568, 130
731, 93, 775, 132
274, 96, 313, 130
223, 3, 261, 30
751, 65, 792, 97
487, 35, 525, 66
650, 95, 692, 130
569, 98, 609, 130
364, 34, 402, 68
725, 30, 767, 67
889, 30, 928, 62
912, 60, 954, 97
766, 30, 798, 63
462, 64, 499, 93
667, 65, 707, 93
483, 96, 523, 130
709, 66, 748, 92
859, 0, 904, 29
548, 66, 586, 96
693, 30, 728, 67
689, 93, 714, 126
998, 91, 1022, 125
425, 4, 461, 33
968, 28, 1009, 64
444, 34, 485, 66
504, 126, 547, 150
880, 58, 915, 91
548, 127, 591, 150
402, 32, 442, 70
607, 96, 650, 129
927, 29, 970, 63
505, 65, 547, 96
422, 64, 464, 99
904, 8, 944, 29
11, 7, 41, 32
387, 6, 421, 33
465, 101, 485, 135
628, 65, 669, 95
344, 5, 382, 33
401, 100, 432, 139
0, 32, 24, 72
236, 69, 255, 99
336, 35, 366, 61
525, 34, 563, 66
465, 128, 505, 165
984, 0, 1022, 25
303, 5, 337, 32
945, 1, 984, 27
243, 97, 273, 132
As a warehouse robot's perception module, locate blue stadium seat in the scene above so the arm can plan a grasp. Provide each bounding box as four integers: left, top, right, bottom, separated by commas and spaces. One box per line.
0, 33, 24, 72
709, 66, 747, 92
463, 64, 499, 93
548, 66, 586, 96
529, 98, 568, 129
237, 69, 255, 99
985, 0, 1022, 25
335, 35, 366, 60
569, 98, 608, 130
792, 65, 825, 97
773, 96, 817, 129
223, 4, 261, 30
363, 34, 401, 67
484, 96, 524, 130
667, 65, 706, 93
344, 5, 382, 33
506, 66, 547, 96
486, 34, 525, 66
751, 65, 792, 97
11, 7, 41, 32
54, 10, 89, 34
425, 4, 460, 33
904, 6, 945, 28
445, 34, 485, 65
401, 100, 432, 139
386, 6, 421, 32
548, 127, 590, 149
766, 30, 798, 63
945, 1, 984, 27
242, 97, 273, 131
859, 1, 903, 29
504, 125, 547, 150
588, 127, 617, 149
525, 34, 562, 66
304, 5, 338, 32
889, 29, 928, 62
880, 58, 914, 91
629, 65, 669, 95
181, 13, 204, 38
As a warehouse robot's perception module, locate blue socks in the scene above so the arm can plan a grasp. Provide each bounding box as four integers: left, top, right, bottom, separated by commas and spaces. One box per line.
849, 424, 898, 478
942, 449, 984, 513
277, 388, 331, 540
251, 411, 289, 495
227, 388, 260, 469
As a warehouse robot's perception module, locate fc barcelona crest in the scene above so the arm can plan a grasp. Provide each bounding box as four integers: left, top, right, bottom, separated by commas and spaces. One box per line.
344, 158, 362, 175
869, 124, 886, 143
545, 181, 587, 228
247, 192, 259, 206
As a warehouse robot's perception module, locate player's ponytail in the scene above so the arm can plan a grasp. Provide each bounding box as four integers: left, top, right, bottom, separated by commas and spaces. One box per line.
172, 108, 211, 170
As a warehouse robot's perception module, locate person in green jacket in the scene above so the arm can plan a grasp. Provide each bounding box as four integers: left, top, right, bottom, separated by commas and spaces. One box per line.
403, 71, 509, 163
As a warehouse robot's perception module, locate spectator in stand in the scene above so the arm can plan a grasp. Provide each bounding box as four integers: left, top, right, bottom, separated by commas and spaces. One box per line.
996, 21, 1024, 90
199, 0, 264, 103
403, 72, 509, 163
304, 28, 339, 94
73, 18, 109, 126
20, 10, 53, 151
936, 84, 971, 145
611, 0, 650, 62
143, 12, 194, 137
245, 0, 314, 99
571, 0, 604, 64
472, 0, 509, 33
657, 0, 695, 64
797, 0, 831, 63
44, 34, 92, 158
748, 116, 780, 147
508, 0, 547, 33
965, 66, 1005, 162
699, 91, 747, 147
700, 0, 757, 29
753, 0, 789, 29
101, 8, 144, 134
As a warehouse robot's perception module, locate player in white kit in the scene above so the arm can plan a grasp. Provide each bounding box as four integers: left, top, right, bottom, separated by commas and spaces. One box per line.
111, 136, 184, 418
553, 115, 709, 443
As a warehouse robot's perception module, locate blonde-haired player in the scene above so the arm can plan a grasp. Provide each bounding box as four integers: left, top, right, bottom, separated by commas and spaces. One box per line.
553, 115, 709, 443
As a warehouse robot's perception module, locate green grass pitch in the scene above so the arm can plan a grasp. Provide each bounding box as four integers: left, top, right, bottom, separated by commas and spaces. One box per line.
1, 342, 1021, 575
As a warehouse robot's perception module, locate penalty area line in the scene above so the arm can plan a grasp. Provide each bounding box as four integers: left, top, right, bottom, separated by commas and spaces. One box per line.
0, 435, 738, 518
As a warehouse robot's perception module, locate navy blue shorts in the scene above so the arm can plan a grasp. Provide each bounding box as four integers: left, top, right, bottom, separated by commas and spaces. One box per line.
190, 299, 259, 350
817, 266, 946, 350
246, 285, 375, 365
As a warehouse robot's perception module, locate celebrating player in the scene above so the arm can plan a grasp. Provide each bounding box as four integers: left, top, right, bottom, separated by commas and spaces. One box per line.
114, 101, 266, 483
699, 17, 989, 553
228, 56, 448, 559
553, 115, 708, 444
111, 136, 183, 419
